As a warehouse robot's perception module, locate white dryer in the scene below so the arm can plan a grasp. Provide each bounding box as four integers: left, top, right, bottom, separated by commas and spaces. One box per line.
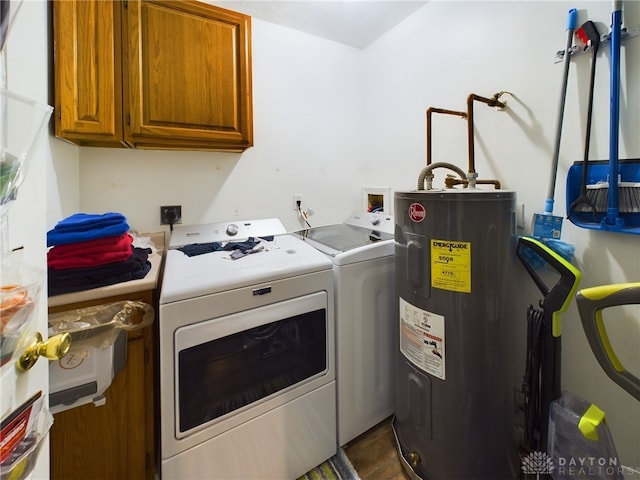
293, 211, 396, 446
159, 219, 336, 479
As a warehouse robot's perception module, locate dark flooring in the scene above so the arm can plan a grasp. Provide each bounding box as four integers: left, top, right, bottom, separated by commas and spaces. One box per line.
343, 417, 411, 480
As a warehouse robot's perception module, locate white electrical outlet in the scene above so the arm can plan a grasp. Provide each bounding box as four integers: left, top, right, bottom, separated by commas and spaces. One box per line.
293, 194, 303, 211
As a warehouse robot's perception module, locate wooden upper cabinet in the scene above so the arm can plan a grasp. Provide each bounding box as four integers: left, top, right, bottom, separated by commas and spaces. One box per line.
54, 0, 124, 147
124, 1, 253, 150
53, 0, 253, 152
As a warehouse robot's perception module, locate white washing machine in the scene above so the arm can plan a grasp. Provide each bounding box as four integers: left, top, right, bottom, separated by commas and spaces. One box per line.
293, 211, 396, 446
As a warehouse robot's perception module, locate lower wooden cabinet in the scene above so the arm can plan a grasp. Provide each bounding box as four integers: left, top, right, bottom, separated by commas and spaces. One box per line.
48, 290, 156, 480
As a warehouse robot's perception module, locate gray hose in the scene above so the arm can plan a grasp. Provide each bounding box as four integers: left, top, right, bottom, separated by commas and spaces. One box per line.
417, 162, 468, 190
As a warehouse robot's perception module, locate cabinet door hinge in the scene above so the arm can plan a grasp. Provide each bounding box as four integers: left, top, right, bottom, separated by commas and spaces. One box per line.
56, 107, 61, 119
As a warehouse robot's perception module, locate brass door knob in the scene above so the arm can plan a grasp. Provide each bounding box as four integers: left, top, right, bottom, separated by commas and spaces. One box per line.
407, 451, 421, 469
17, 331, 71, 371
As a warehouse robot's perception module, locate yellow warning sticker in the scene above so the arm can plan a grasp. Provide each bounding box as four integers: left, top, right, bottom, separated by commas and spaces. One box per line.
430, 239, 471, 293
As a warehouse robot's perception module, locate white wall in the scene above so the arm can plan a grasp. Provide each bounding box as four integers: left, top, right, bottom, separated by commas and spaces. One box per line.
57, 19, 366, 233
363, 0, 639, 469
45, 0, 640, 471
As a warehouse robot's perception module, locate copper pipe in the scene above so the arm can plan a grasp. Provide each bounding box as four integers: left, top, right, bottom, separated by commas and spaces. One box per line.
444, 177, 502, 189
466, 93, 506, 177
426, 107, 467, 166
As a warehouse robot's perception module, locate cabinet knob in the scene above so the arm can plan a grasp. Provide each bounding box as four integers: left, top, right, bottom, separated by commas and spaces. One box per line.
17, 332, 71, 371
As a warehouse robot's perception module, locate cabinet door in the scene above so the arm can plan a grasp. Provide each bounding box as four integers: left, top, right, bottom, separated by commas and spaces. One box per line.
123, 0, 253, 151
49, 332, 148, 479
49, 291, 156, 480
53, 0, 125, 147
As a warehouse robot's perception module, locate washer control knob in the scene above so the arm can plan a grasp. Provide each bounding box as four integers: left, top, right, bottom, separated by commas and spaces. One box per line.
226, 224, 239, 236
371, 217, 381, 226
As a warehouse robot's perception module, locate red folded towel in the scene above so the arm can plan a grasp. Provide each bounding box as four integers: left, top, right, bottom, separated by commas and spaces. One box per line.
47, 234, 134, 269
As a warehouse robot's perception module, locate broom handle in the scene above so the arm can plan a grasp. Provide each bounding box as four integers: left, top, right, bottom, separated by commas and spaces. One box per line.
546, 9, 578, 215
607, 1, 622, 225
580, 23, 600, 190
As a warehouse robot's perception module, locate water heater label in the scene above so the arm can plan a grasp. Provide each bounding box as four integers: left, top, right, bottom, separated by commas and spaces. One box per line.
430, 239, 471, 293
399, 297, 445, 380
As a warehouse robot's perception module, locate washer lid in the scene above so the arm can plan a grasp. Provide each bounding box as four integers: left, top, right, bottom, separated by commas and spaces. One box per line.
293, 212, 394, 256
295, 224, 393, 254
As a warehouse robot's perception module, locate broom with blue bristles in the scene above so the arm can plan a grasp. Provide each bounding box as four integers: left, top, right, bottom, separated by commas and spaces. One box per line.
529, 8, 577, 270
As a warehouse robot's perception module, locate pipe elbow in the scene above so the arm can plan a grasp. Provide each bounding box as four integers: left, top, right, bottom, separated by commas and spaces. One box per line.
417, 162, 468, 190
417, 167, 434, 190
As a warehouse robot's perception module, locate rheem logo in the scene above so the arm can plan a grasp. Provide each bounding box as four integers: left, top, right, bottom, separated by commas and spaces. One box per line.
409, 203, 426, 222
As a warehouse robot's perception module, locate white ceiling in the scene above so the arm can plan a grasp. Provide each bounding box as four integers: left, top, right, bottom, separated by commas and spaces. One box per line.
210, 1, 428, 49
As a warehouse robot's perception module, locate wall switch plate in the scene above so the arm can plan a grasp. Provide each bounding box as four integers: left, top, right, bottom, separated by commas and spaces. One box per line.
293, 194, 303, 211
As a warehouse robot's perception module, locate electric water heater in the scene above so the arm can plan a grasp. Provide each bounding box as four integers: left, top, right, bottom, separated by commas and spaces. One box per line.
393, 189, 520, 480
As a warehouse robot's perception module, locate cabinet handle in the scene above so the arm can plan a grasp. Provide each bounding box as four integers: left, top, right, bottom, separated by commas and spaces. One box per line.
17, 332, 71, 371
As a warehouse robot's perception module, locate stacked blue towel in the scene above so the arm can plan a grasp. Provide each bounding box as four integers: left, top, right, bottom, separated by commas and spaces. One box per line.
47, 212, 130, 247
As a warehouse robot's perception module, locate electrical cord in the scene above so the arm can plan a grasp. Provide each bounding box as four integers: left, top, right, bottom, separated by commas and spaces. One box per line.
296, 201, 311, 228
522, 304, 544, 452
165, 208, 177, 232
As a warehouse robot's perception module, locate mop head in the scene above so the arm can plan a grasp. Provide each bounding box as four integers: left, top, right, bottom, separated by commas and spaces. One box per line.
521, 237, 576, 271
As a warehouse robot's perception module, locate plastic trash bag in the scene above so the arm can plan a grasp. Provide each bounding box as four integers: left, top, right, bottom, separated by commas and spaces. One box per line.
48, 300, 153, 350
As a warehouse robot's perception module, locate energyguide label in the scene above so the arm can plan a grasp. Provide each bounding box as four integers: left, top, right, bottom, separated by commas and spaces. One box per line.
430, 239, 471, 293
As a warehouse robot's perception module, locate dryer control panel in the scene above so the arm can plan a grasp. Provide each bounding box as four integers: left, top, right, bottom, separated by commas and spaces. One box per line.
168, 218, 287, 248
